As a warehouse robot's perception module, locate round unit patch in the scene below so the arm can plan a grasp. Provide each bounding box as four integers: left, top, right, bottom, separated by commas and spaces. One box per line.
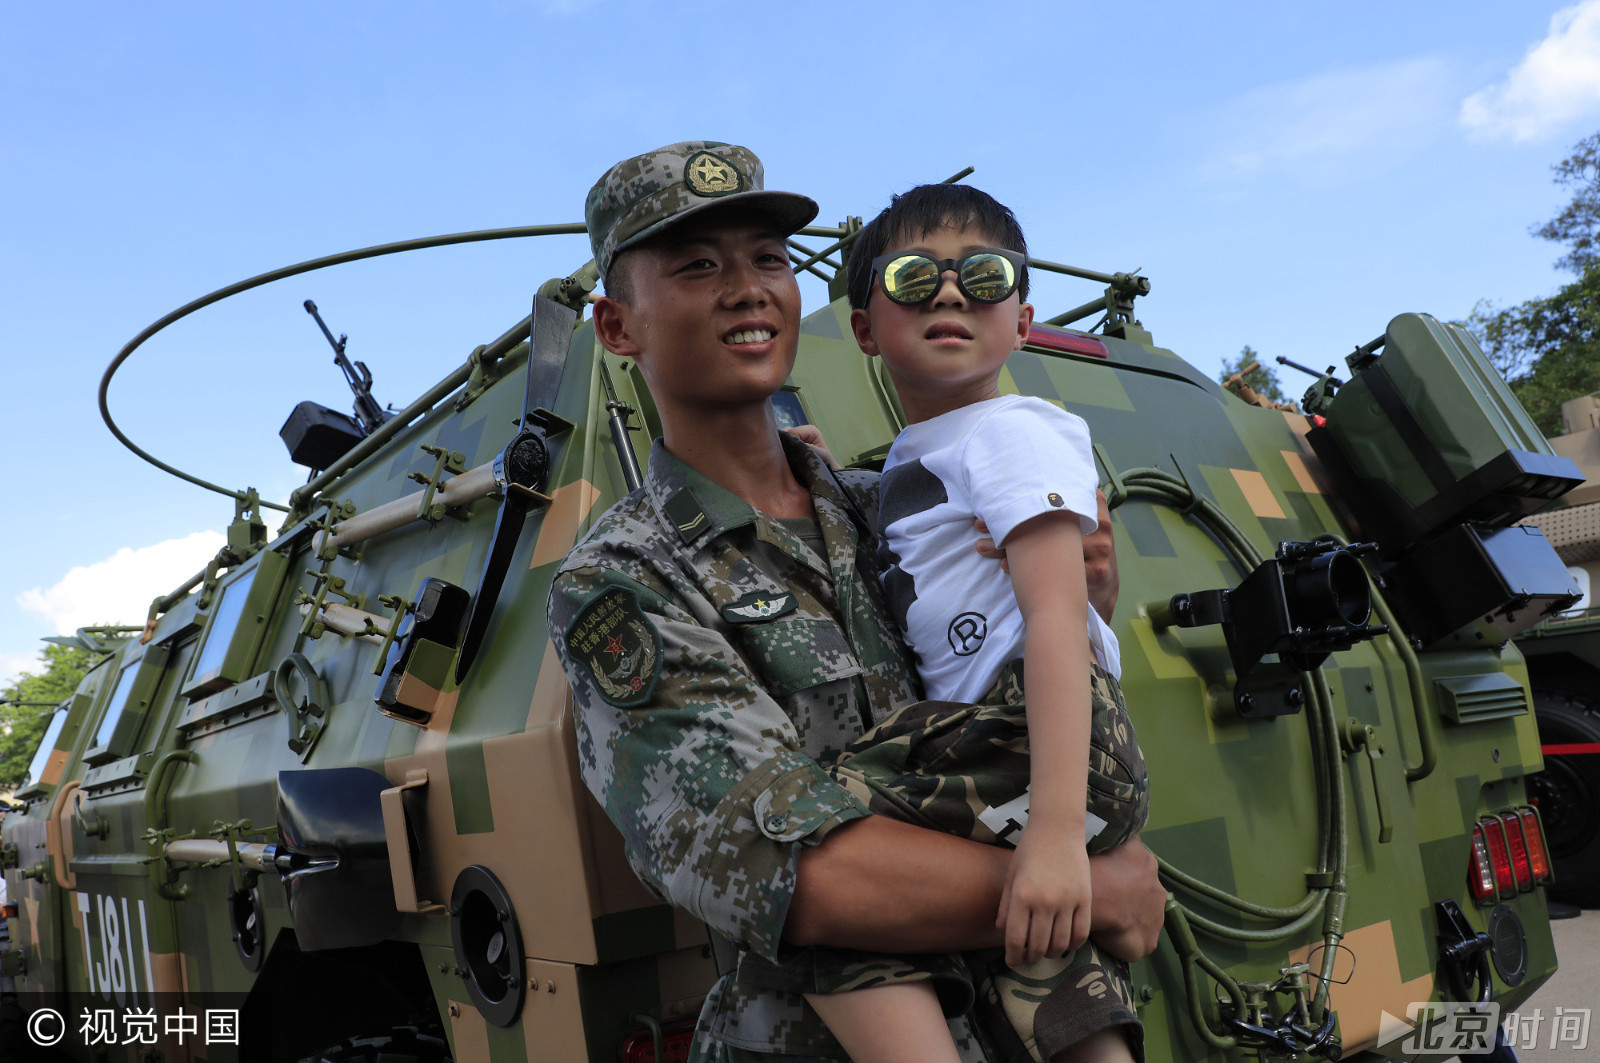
684, 151, 744, 196
566, 586, 662, 708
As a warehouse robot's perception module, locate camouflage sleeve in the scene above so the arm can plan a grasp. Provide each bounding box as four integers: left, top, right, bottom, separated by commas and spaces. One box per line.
547, 562, 870, 962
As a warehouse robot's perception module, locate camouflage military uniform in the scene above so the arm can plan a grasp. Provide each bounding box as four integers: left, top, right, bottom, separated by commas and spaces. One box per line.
738, 660, 1151, 1063
547, 433, 994, 1062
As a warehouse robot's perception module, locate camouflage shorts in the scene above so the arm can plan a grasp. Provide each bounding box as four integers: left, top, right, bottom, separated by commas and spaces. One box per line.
737, 662, 1149, 1062
829, 661, 1149, 855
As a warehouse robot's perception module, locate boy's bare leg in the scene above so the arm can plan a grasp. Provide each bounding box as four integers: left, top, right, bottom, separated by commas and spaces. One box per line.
1051, 1028, 1136, 1063
805, 983, 964, 1063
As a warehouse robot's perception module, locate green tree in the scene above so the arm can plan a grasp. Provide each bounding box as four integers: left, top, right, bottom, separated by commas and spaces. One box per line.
1469, 131, 1600, 435
1467, 266, 1600, 434
0, 643, 94, 788
1532, 132, 1600, 276
1218, 345, 1290, 404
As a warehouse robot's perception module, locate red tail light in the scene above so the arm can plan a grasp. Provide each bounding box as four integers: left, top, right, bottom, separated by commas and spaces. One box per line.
1518, 808, 1553, 884
1501, 814, 1533, 890
1469, 806, 1554, 904
1026, 325, 1108, 357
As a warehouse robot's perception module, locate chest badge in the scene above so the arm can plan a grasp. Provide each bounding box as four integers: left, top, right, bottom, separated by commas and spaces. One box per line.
566, 586, 662, 708
721, 591, 798, 624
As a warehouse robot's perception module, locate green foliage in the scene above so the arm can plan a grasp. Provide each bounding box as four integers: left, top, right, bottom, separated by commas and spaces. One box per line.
1465, 131, 1600, 435
1467, 266, 1600, 435
1217, 345, 1290, 403
1532, 132, 1600, 276
0, 643, 93, 789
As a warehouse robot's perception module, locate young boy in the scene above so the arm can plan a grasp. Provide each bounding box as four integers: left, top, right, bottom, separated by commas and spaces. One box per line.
739, 185, 1150, 1063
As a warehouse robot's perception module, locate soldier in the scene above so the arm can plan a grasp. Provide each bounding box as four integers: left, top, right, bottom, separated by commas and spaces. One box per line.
546, 141, 1165, 1062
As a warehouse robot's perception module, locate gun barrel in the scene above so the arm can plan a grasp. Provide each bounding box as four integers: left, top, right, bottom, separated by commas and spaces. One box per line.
304, 299, 346, 356
1276, 355, 1343, 386
305, 299, 388, 434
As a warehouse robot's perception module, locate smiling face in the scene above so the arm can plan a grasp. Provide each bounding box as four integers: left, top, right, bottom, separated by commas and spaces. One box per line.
593, 208, 801, 426
851, 222, 1034, 423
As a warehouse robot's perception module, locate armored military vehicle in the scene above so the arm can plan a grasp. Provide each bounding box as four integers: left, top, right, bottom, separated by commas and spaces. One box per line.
0, 207, 1576, 1063
1513, 393, 1600, 907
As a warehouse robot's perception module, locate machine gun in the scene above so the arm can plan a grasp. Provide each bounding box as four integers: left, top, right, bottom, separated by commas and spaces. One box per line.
304, 299, 390, 436
277, 301, 393, 471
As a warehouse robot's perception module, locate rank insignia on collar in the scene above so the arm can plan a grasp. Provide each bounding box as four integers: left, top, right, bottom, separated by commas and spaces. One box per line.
721, 591, 797, 624
664, 487, 710, 543
566, 586, 662, 708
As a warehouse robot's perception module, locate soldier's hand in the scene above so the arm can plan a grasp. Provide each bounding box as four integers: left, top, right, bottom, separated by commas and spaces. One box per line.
974, 520, 1008, 572
783, 425, 840, 469
975, 491, 1118, 622
1086, 837, 1165, 962
1085, 489, 1118, 623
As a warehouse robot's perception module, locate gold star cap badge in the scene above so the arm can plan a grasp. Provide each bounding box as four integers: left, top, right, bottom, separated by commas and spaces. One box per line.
684, 150, 744, 196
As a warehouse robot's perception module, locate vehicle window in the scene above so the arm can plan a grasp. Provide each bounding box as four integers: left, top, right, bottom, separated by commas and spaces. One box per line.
190, 567, 258, 684
21, 707, 68, 790
91, 663, 140, 751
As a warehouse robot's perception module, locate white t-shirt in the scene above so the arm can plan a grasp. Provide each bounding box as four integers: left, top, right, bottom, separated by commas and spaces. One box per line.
877, 394, 1121, 703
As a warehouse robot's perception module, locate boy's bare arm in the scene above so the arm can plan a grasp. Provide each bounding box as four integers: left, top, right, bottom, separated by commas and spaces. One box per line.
996, 512, 1094, 964
974, 489, 1118, 623
786, 819, 1165, 959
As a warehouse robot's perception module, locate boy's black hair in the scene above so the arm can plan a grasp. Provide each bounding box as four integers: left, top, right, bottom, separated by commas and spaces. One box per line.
845, 184, 1029, 310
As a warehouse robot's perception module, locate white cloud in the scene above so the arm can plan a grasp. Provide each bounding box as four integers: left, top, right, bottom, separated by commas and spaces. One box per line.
1200, 58, 1453, 183
0, 651, 43, 692
1461, 2, 1600, 142
15, 532, 226, 636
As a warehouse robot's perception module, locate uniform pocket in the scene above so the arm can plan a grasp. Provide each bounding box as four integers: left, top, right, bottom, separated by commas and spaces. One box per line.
731, 614, 862, 698
1086, 670, 1150, 851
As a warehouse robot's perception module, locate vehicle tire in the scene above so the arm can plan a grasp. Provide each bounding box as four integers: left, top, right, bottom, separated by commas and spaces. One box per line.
299, 1026, 452, 1063
1527, 691, 1600, 908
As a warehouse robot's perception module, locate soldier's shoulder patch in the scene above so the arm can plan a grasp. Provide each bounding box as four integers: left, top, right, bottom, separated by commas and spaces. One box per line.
721, 591, 798, 624
565, 586, 662, 708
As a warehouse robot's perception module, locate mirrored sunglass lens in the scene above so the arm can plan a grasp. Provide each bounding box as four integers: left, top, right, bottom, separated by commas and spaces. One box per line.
883, 256, 941, 304
960, 253, 1017, 302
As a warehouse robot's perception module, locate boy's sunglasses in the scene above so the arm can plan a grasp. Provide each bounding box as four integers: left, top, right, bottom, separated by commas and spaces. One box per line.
870, 248, 1026, 306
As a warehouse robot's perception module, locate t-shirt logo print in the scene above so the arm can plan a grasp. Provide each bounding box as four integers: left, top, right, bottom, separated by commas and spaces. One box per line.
947, 611, 988, 656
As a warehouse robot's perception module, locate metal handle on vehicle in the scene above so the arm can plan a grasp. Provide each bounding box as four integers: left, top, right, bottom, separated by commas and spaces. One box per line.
48, 780, 81, 890
144, 750, 199, 900
379, 768, 446, 915
73, 788, 110, 840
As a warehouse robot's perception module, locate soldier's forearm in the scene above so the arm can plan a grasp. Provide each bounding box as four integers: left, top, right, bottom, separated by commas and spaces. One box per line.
785, 817, 1009, 952
785, 819, 1168, 960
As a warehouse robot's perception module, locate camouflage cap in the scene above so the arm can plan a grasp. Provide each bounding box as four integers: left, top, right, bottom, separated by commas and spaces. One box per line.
586, 141, 819, 285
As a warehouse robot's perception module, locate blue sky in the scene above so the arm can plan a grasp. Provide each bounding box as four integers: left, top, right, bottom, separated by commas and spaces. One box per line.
5, 0, 1600, 686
